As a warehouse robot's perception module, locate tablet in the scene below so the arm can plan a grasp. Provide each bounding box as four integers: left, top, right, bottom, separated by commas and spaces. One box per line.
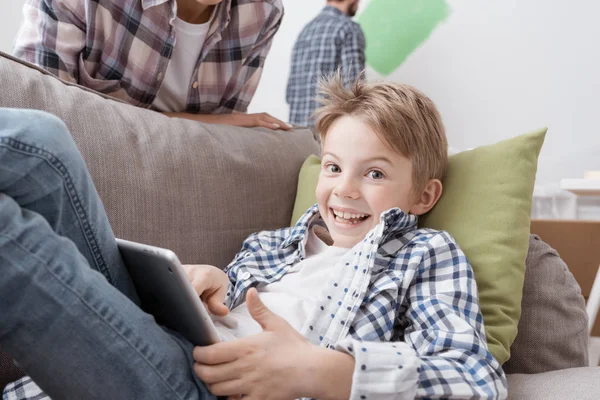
116, 238, 221, 346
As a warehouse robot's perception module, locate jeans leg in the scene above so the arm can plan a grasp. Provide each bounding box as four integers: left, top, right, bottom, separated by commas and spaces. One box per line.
0, 109, 215, 399
0, 108, 135, 300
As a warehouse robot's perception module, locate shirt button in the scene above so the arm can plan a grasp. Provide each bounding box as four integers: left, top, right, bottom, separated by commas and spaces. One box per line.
192, 81, 199, 89
156, 72, 163, 81
240, 271, 251, 280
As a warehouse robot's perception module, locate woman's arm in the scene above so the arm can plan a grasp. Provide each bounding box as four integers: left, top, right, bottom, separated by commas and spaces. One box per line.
163, 112, 292, 131
13, 0, 86, 82
214, 1, 284, 114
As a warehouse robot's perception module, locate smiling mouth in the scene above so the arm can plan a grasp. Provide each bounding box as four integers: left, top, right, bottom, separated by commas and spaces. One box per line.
330, 208, 371, 225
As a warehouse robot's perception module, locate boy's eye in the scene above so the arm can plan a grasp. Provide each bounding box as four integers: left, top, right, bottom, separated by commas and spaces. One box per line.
368, 170, 384, 180
326, 164, 341, 173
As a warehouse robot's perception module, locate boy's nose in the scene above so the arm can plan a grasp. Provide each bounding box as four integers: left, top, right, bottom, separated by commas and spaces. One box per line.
334, 177, 360, 199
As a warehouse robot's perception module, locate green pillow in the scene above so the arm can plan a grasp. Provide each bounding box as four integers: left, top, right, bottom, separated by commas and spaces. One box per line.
290, 129, 546, 365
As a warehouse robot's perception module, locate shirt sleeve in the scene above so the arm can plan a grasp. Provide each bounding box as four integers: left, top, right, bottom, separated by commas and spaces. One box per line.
222, 226, 292, 309
340, 23, 366, 88
217, 1, 284, 113
13, 0, 86, 83
3, 376, 49, 400
334, 232, 508, 400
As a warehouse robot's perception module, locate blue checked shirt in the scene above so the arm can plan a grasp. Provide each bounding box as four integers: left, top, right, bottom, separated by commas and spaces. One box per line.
4, 206, 507, 400
286, 6, 366, 127
224, 205, 507, 399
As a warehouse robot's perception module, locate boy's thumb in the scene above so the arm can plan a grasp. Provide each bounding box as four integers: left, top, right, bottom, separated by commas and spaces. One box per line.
247, 288, 278, 330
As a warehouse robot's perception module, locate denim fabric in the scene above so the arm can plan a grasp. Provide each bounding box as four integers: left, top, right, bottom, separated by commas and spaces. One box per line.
0, 108, 215, 400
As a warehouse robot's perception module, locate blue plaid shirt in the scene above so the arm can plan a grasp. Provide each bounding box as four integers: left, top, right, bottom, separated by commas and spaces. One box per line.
285, 6, 366, 127
224, 205, 507, 399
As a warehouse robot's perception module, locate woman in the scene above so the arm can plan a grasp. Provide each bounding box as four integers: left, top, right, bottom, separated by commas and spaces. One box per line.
14, 0, 290, 130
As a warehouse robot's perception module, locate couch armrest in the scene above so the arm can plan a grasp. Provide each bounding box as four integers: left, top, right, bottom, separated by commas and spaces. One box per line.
507, 367, 600, 399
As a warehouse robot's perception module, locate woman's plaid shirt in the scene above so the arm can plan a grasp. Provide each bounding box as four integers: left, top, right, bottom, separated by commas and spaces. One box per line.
13, 0, 283, 113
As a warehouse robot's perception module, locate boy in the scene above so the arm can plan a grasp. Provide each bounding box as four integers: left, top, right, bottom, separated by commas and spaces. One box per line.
1, 75, 506, 399
190, 75, 507, 399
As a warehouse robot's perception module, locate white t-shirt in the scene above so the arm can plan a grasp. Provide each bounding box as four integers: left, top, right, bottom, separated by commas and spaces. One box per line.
152, 17, 209, 112
213, 226, 349, 341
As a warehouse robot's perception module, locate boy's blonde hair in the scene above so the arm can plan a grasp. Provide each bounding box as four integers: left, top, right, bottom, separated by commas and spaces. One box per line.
314, 74, 448, 193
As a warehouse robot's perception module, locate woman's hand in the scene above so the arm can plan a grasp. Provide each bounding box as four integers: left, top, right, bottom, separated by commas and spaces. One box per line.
164, 112, 293, 131
182, 264, 230, 316
225, 113, 293, 130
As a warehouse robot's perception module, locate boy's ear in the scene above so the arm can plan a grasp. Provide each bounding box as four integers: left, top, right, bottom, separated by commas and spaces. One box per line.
409, 179, 443, 216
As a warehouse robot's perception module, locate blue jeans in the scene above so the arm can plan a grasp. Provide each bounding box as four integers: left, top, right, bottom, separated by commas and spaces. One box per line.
0, 108, 215, 400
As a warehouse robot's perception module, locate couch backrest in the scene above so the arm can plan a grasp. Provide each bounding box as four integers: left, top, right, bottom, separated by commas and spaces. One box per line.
0, 51, 320, 268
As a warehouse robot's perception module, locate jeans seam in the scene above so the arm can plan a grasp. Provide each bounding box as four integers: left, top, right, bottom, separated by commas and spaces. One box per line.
0, 231, 189, 400
0, 138, 113, 285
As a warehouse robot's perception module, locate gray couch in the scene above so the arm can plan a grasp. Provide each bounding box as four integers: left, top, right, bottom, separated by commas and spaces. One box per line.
1, 51, 599, 399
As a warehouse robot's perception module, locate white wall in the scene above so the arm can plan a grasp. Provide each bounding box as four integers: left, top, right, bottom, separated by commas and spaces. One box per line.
253, 0, 599, 187
2, 0, 598, 186
380, 0, 600, 186
0, 0, 25, 53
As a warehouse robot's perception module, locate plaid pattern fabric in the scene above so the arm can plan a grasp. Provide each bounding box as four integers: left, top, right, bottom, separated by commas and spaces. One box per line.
3, 206, 507, 399
3, 377, 46, 400
285, 6, 365, 127
13, 0, 283, 113
224, 205, 507, 399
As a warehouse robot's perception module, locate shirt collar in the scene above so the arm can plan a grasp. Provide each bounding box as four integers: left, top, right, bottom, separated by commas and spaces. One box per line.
141, 0, 231, 26
322, 5, 346, 17
281, 204, 419, 250
378, 207, 419, 235
281, 204, 321, 250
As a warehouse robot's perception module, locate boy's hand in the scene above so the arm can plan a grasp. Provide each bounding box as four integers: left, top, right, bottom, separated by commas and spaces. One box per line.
193, 288, 314, 399
182, 264, 230, 316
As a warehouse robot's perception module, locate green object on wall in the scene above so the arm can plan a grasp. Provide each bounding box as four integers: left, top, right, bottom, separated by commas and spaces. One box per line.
358, 0, 450, 75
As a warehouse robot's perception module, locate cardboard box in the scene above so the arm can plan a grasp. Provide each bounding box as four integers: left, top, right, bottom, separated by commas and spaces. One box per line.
530, 219, 600, 335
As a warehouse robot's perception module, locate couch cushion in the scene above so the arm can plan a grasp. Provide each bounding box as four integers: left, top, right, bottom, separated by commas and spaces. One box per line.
507, 367, 600, 400
503, 234, 589, 373
0, 51, 319, 389
291, 130, 545, 365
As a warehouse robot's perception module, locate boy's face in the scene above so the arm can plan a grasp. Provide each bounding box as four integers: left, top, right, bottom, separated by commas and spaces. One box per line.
316, 115, 419, 248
